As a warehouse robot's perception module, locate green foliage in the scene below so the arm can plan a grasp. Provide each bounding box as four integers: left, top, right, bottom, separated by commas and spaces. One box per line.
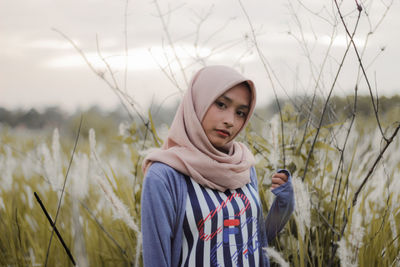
247, 100, 400, 266
0, 98, 399, 266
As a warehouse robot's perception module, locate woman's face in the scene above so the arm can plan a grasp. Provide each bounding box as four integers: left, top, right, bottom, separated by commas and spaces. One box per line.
201, 83, 251, 151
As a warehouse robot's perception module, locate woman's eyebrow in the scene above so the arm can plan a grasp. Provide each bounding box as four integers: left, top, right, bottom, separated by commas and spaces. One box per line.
220, 95, 232, 103
220, 95, 250, 109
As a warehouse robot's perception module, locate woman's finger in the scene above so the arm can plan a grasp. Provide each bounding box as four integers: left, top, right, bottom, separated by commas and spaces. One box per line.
272, 177, 286, 185
272, 173, 288, 182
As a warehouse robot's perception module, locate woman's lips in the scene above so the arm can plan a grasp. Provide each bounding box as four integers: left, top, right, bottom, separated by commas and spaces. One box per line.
216, 129, 230, 137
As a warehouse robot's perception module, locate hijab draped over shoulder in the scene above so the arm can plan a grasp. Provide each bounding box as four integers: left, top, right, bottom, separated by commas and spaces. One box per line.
142, 65, 257, 192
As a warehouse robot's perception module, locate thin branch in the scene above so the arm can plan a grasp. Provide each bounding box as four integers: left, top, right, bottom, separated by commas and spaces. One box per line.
148, 47, 181, 90
191, 5, 214, 49
96, 35, 120, 91
294, 0, 335, 25
237, 0, 286, 167
35, 193, 76, 266
352, 124, 400, 207
314, 204, 340, 236
334, 0, 387, 140
44, 116, 82, 267
3, 132, 132, 261
330, 85, 358, 226
52, 28, 135, 121
153, 0, 189, 87
53, 28, 167, 149
301, 10, 360, 182
329, 122, 400, 265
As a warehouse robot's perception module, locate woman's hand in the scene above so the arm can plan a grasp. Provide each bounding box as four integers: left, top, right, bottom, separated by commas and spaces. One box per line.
271, 172, 288, 189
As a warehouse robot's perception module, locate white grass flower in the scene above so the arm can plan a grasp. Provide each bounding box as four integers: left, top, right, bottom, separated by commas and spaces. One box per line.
1, 146, 18, 191
24, 214, 38, 231
337, 238, 357, 267
72, 199, 89, 267
388, 163, 400, 207
268, 114, 280, 170
264, 247, 289, 267
24, 185, 34, 209
0, 196, 5, 210
29, 247, 41, 267
349, 207, 364, 250
109, 155, 131, 182
69, 152, 89, 200
338, 202, 364, 267
122, 143, 131, 162
21, 191, 27, 205
118, 122, 130, 137
95, 175, 140, 234
88, 128, 118, 189
292, 177, 311, 239
389, 212, 398, 247
89, 128, 96, 157
22, 151, 41, 180
52, 128, 61, 163
1, 146, 16, 191
37, 140, 63, 190
52, 128, 64, 185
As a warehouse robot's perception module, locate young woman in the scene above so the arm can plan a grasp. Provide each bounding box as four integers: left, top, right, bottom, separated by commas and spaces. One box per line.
141, 65, 294, 267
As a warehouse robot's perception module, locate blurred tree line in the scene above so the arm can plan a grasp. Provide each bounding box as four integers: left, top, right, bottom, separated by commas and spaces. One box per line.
256, 94, 399, 129
1, 94, 398, 137
0, 106, 129, 140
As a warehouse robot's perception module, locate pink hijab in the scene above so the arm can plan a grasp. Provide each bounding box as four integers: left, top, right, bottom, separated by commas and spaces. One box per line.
142, 65, 257, 191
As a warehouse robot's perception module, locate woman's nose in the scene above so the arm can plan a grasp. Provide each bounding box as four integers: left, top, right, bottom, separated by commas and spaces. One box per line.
223, 111, 234, 127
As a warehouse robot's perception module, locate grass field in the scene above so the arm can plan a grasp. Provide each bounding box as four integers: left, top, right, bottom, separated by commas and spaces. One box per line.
0, 107, 399, 266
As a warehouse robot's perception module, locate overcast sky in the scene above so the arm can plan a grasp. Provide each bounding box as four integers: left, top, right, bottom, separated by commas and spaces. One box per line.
1, 0, 399, 113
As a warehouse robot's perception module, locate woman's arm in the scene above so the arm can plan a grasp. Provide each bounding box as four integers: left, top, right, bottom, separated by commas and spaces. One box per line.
141, 166, 178, 267
265, 170, 295, 244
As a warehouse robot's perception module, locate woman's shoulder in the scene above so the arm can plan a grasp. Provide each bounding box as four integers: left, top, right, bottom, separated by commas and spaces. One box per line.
143, 162, 188, 208
147, 161, 184, 177
145, 162, 188, 188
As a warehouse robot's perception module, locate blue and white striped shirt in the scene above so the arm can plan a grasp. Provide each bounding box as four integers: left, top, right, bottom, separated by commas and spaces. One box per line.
141, 162, 295, 267
180, 177, 263, 267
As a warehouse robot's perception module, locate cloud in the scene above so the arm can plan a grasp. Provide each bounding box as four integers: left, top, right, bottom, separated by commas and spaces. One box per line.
319, 34, 365, 48
26, 39, 81, 50
43, 43, 253, 71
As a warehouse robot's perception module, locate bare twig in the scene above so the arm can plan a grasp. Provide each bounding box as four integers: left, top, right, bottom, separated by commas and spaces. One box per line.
237, 0, 286, 167
3, 141, 131, 261
314, 204, 340, 236
35, 192, 76, 266
52, 28, 135, 121
330, 85, 358, 226
333, 0, 387, 140
329, 122, 400, 265
294, 0, 335, 25
191, 5, 214, 50
153, 0, 189, 87
149, 47, 182, 90
351, 124, 400, 207
301, 10, 360, 182
288, 1, 340, 153
44, 116, 82, 267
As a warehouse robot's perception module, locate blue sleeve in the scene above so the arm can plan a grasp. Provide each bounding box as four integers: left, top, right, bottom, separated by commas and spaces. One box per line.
265, 169, 295, 244
141, 163, 185, 267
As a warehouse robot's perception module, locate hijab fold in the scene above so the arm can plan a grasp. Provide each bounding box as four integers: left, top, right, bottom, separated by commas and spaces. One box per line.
142, 65, 257, 192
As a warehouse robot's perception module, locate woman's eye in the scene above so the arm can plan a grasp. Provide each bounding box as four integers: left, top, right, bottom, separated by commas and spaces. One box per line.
215, 101, 226, 109
237, 111, 247, 117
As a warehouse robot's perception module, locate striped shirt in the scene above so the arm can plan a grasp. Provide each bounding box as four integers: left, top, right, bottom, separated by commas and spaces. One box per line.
180, 177, 262, 267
